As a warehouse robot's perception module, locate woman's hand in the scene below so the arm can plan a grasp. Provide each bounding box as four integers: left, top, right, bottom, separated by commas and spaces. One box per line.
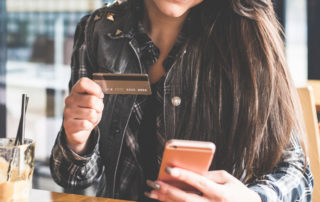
63, 77, 104, 154
145, 168, 262, 202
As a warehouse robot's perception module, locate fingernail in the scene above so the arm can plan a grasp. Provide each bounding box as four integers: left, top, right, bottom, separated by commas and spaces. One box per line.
146, 180, 160, 190
144, 192, 158, 200
165, 167, 180, 177
100, 92, 104, 99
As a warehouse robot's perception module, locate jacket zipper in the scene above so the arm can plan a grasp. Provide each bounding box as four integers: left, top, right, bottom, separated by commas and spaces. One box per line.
112, 39, 143, 198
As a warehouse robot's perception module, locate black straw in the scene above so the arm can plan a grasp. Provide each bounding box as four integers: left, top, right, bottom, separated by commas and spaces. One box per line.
14, 94, 29, 146
21, 96, 29, 144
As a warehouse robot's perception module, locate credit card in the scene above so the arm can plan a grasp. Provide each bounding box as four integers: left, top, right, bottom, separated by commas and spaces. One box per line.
92, 73, 152, 95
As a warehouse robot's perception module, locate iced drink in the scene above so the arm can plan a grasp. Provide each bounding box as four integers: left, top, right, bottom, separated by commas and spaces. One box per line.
0, 139, 35, 202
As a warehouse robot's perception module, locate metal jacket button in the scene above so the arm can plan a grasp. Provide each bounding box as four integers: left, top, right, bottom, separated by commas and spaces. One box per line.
106, 12, 115, 22
94, 15, 101, 21
80, 168, 86, 176
114, 29, 122, 36
171, 96, 181, 107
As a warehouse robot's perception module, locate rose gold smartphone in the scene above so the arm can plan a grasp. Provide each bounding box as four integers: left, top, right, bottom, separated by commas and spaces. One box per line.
157, 139, 215, 190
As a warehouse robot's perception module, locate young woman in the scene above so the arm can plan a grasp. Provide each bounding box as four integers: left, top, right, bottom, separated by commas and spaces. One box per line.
50, 0, 314, 201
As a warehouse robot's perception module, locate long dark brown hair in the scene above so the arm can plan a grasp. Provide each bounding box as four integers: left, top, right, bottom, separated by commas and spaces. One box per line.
126, 0, 305, 182
174, 0, 305, 181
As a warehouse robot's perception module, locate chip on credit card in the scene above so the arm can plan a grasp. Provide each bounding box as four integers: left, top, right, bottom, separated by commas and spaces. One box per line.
93, 73, 152, 95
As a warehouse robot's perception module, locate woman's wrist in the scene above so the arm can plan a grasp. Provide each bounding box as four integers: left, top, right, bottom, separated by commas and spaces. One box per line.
65, 130, 91, 155
67, 141, 88, 155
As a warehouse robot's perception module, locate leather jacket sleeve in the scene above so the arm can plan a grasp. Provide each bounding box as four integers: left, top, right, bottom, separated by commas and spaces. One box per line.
50, 14, 103, 189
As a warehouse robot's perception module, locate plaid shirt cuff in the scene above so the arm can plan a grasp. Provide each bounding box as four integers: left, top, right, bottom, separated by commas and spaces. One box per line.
248, 163, 313, 202
247, 136, 313, 202
50, 126, 102, 189
249, 184, 278, 202
57, 127, 100, 166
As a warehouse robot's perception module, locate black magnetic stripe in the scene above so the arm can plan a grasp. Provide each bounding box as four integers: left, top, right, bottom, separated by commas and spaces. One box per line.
93, 75, 148, 81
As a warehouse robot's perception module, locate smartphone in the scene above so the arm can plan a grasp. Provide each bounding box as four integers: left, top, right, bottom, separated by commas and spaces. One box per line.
157, 139, 215, 190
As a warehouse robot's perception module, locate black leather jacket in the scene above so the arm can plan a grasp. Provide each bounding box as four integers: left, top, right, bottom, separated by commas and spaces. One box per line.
92, 3, 187, 198
51, 2, 188, 198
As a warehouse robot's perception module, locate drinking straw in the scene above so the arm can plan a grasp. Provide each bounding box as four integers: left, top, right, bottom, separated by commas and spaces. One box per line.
7, 94, 29, 181
21, 95, 29, 144
14, 94, 29, 145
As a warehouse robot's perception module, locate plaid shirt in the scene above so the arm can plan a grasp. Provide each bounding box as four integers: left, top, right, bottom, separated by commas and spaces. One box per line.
50, 3, 314, 202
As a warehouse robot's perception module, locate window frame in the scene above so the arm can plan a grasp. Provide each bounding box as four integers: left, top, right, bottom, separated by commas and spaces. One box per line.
308, 0, 320, 79
0, 0, 7, 138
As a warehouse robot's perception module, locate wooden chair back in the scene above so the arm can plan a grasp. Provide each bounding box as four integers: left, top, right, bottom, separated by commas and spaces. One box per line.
297, 86, 320, 200
308, 80, 320, 112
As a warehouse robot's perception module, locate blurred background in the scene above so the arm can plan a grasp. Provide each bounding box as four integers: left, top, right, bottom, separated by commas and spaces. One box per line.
0, 0, 319, 196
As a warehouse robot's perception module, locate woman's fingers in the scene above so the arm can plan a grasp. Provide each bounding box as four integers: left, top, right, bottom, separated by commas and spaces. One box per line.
146, 169, 262, 202
63, 77, 104, 154
163, 167, 222, 197
71, 77, 104, 98
64, 118, 93, 134
146, 181, 206, 202
204, 170, 233, 184
64, 107, 99, 124
65, 93, 104, 112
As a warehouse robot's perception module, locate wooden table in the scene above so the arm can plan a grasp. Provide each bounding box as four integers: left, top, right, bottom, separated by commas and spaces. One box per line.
30, 189, 133, 202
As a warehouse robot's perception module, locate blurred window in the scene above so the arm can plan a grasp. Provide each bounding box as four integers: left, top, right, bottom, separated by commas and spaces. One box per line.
3, 0, 113, 194
285, 0, 308, 86
5, 0, 113, 161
